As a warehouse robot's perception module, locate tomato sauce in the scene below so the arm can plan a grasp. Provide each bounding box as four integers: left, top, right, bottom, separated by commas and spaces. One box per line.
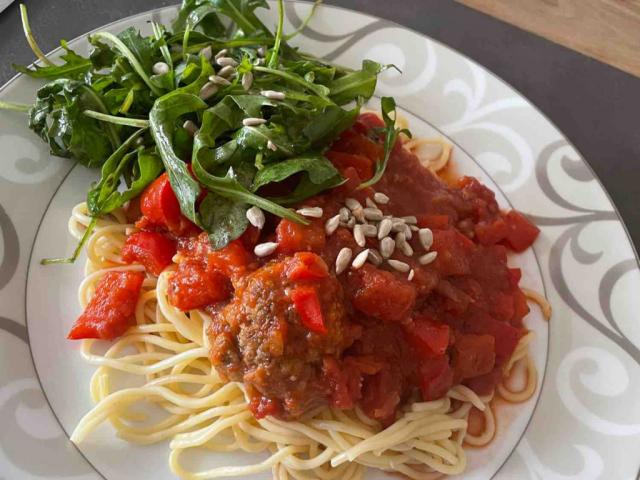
72, 113, 539, 425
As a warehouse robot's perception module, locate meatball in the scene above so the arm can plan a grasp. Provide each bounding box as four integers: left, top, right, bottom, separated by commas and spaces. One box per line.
208, 257, 359, 419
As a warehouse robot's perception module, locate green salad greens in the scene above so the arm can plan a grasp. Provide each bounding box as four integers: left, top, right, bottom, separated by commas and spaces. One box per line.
0, 0, 407, 263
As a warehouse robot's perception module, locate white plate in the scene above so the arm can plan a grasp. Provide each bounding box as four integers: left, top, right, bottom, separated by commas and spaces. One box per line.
0, 2, 639, 479
0, 0, 14, 14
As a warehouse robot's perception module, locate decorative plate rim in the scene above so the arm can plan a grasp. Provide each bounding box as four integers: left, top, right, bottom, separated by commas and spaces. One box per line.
1, 2, 638, 480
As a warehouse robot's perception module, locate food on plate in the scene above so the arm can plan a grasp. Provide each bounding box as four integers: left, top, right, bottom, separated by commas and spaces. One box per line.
2, 1, 550, 478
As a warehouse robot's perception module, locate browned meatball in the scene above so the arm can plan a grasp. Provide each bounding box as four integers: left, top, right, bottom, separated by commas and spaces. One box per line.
208, 257, 359, 419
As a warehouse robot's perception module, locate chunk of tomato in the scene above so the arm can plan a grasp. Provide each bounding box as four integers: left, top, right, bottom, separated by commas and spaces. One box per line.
168, 262, 231, 311
417, 214, 450, 230
208, 239, 251, 280
504, 210, 540, 252
290, 286, 327, 334
68, 271, 144, 340
361, 367, 402, 425
465, 311, 522, 366
285, 252, 329, 282
432, 229, 474, 276
419, 355, 454, 401
347, 264, 416, 322
404, 317, 450, 358
326, 151, 373, 182
121, 231, 177, 276
138, 173, 197, 235
452, 334, 496, 380
276, 219, 326, 254
475, 217, 509, 246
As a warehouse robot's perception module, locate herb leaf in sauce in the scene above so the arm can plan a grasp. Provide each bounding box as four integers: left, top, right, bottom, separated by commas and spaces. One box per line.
359, 96, 411, 189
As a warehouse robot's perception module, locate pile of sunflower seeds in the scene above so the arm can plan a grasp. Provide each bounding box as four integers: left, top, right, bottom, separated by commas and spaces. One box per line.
247, 193, 438, 281
327, 194, 437, 280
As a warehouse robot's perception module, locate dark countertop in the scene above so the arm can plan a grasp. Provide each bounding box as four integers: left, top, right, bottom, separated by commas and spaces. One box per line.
1, 0, 639, 250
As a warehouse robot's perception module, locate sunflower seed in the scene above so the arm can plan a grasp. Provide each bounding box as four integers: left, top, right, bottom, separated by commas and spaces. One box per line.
216, 56, 238, 67
401, 241, 413, 256
408, 269, 415, 281
257, 46, 267, 58
352, 249, 369, 269
380, 237, 395, 258
377, 218, 393, 239
200, 45, 213, 60
254, 242, 278, 257
353, 224, 366, 247
345, 198, 362, 211
336, 248, 353, 274
325, 215, 341, 235
208, 75, 231, 86
363, 207, 384, 221
345, 217, 356, 228
403, 224, 413, 240
199, 82, 219, 100
242, 72, 253, 91
419, 251, 438, 265
374, 192, 390, 204
242, 117, 267, 127
296, 206, 323, 218
246, 206, 265, 229
410, 225, 420, 232
361, 224, 377, 237
395, 232, 407, 249
352, 207, 365, 223
401, 216, 418, 225
267, 140, 278, 151
261, 90, 286, 100
388, 259, 410, 272
152, 61, 170, 75
215, 48, 228, 60
182, 120, 199, 136
368, 248, 383, 266
218, 65, 236, 78
419, 228, 434, 250
391, 219, 406, 232
365, 197, 377, 209
339, 207, 351, 222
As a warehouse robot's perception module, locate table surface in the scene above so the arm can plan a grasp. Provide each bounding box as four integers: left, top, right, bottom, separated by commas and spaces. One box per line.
1, 0, 639, 252
458, 0, 640, 78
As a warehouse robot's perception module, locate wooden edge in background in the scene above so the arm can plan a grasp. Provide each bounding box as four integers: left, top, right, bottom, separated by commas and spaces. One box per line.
456, 0, 640, 78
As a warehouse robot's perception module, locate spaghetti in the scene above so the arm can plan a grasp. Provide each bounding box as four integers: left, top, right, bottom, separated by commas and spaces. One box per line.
68, 201, 545, 480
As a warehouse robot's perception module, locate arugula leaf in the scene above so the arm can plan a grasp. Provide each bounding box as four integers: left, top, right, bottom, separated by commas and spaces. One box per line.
253, 153, 344, 204
89, 31, 163, 97
329, 60, 386, 105
254, 65, 332, 102
267, 0, 284, 68
13, 40, 92, 80
87, 129, 162, 216
176, 54, 215, 96
302, 104, 360, 147
359, 97, 411, 189
253, 153, 340, 190
193, 94, 275, 167
198, 192, 248, 249
29, 79, 119, 167
149, 91, 208, 223
41, 217, 97, 265
117, 27, 157, 75
87, 129, 146, 215
192, 160, 308, 225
